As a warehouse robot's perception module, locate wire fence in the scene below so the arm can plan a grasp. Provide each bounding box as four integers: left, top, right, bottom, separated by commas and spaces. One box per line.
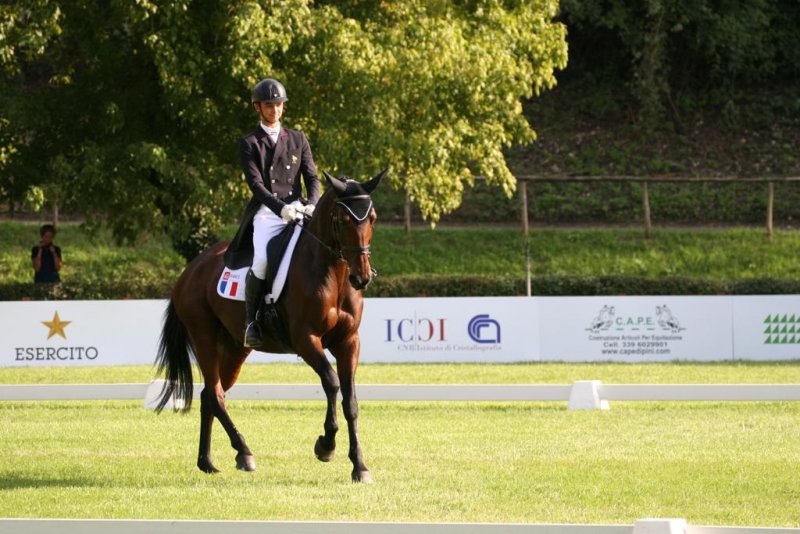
398, 175, 800, 295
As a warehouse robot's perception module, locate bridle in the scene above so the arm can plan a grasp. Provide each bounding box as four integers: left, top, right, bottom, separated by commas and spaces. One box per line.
331, 194, 374, 257
299, 193, 375, 264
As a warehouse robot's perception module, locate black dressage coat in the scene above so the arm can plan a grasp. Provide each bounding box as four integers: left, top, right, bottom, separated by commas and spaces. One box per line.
224, 126, 321, 268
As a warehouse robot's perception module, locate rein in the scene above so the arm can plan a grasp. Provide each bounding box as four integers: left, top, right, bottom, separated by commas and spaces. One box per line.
298, 221, 344, 262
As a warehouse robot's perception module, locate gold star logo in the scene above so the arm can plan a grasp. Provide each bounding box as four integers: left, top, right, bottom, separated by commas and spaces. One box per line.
42, 311, 71, 340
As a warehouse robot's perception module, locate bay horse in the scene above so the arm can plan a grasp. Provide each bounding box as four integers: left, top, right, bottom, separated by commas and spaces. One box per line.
154, 170, 386, 483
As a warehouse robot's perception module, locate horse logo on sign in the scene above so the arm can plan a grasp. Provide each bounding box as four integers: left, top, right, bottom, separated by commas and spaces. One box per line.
587, 305, 615, 333
656, 305, 683, 333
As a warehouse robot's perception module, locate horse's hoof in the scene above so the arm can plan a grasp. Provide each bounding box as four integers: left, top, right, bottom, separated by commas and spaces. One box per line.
352, 469, 373, 484
197, 457, 220, 474
314, 435, 335, 462
236, 453, 257, 472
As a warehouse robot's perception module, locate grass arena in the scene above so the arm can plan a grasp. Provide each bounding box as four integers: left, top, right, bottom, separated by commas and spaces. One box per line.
2, 362, 799, 527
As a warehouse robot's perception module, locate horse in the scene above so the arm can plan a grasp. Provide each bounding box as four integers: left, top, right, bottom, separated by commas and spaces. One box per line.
154, 169, 386, 483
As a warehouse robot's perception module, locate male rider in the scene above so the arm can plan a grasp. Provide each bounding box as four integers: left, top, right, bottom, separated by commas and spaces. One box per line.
230, 78, 321, 347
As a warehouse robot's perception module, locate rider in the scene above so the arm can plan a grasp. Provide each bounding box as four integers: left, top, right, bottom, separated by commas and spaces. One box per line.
235, 78, 321, 347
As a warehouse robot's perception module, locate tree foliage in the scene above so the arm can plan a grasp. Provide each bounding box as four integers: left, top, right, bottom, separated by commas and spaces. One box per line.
0, 0, 567, 256
559, 0, 800, 125
293, 1, 567, 220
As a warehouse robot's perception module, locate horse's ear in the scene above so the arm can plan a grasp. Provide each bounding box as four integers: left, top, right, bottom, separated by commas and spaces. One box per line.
363, 168, 389, 194
324, 171, 347, 194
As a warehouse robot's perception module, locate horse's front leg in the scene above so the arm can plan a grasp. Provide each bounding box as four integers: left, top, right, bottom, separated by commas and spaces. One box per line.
332, 335, 372, 484
314, 361, 341, 463
296, 336, 340, 462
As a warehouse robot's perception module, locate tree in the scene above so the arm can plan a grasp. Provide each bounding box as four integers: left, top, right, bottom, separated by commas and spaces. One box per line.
1, 0, 566, 257
559, 0, 800, 127
0, 0, 63, 217
288, 1, 568, 222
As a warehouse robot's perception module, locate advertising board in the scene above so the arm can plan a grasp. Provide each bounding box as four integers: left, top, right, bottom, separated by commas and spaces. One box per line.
732, 295, 800, 360
537, 296, 734, 361
355, 296, 537, 363
1, 295, 797, 367
1, 300, 164, 367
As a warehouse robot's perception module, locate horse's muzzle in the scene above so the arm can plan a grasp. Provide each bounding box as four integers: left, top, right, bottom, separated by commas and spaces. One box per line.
349, 273, 372, 291
349, 267, 377, 291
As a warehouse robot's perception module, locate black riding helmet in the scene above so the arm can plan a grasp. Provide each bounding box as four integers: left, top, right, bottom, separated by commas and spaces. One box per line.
251, 78, 288, 104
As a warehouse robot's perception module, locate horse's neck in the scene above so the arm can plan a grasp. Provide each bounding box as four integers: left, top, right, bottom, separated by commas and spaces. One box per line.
308, 192, 336, 247
300, 193, 347, 284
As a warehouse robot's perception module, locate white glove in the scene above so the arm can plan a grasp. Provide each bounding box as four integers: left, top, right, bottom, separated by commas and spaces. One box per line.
280, 204, 301, 222
303, 204, 315, 218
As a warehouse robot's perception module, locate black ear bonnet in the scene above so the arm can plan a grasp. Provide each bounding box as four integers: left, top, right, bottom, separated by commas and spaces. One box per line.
335, 180, 373, 222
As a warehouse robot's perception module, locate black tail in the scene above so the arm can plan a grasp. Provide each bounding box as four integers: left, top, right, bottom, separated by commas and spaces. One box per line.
154, 300, 194, 413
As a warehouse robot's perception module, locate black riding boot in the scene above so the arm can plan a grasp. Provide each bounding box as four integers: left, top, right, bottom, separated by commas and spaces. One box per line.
244, 269, 266, 347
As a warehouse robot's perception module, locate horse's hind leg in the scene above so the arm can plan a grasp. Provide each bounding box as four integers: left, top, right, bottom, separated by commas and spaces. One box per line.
183, 324, 223, 474
197, 388, 219, 473
198, 383, 256, 472
218, 337, 256, 471
193, 329, 256, 473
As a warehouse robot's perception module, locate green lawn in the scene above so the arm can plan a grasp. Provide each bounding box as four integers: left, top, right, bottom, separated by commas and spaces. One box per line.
0, 221, 184, 285
0, 398, 798, 526
3, 361, 800, 385
2, 364, 799, 526
1, 221, 798, 284
372, 226, 800, 279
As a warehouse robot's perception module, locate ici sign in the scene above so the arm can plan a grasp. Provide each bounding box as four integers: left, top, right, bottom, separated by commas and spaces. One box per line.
384, 316, 447, 343
383, 313, 501, 345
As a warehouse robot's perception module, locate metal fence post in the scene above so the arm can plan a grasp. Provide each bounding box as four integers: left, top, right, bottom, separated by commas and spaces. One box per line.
767, 181, 774, 238
642, 181, 652, 239
404, 190, 412, 234
520, 180, 531, 296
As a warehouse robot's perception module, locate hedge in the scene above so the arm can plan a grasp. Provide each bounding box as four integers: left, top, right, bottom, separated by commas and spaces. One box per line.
0, 280, 173, 301
2, 276, 798, 301
367, 275, 800, 297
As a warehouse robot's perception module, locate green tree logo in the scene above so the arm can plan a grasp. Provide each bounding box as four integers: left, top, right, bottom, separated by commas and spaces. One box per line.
763, 314, 800, 344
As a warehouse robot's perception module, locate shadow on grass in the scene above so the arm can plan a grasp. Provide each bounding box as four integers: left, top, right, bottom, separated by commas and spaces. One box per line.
0, 471, 96, 490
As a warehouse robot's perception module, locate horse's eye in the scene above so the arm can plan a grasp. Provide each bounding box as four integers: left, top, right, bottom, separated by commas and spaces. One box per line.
341, 213, 351, 222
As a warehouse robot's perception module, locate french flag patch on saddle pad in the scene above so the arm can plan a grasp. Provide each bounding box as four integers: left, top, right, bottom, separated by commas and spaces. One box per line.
217, 267, 247, 301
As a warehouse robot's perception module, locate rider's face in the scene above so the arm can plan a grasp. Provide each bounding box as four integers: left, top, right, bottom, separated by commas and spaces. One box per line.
255, 101, 284, 127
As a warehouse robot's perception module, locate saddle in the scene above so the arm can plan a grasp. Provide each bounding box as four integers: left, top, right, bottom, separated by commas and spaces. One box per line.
219, 224, 300, 351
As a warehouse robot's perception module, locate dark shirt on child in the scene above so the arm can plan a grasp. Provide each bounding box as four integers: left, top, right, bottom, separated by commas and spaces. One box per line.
31, 246, 61, 283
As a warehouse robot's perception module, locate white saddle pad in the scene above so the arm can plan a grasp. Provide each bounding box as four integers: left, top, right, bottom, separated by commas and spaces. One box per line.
216, 224, 303, 303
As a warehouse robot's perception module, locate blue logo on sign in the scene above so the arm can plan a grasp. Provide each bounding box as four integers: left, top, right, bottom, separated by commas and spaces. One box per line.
468, 314, 501, 344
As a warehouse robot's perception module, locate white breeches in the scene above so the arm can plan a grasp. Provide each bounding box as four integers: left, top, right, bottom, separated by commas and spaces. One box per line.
251, 205, 287, 279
